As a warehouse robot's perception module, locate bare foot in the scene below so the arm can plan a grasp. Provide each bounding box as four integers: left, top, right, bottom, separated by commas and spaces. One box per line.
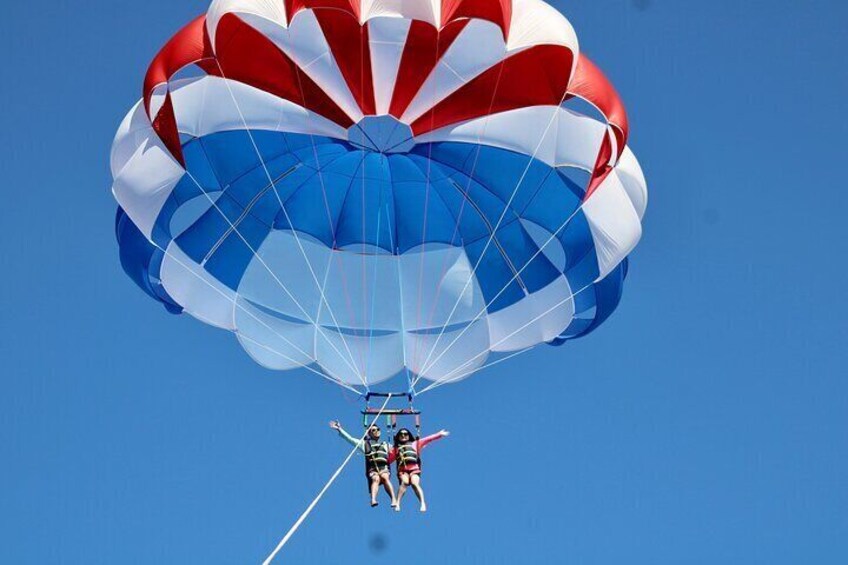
419, 503, 427, 513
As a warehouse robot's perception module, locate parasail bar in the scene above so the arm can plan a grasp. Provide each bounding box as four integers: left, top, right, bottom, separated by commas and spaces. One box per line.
365, 392, 413, 401
361, 408, 420, 416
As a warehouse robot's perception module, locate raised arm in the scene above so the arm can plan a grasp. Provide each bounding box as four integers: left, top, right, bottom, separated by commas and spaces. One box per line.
418, 430, 450, 450
329, 421, 365, 453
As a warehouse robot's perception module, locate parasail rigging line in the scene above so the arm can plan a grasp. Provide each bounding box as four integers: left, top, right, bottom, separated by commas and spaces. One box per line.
415, 88, 577, 381
212, 59, 369, 391
415, 196, 589, 381
359, 24, 369, 382
418, 281, 595, 395
364, 187, 386, 383
212, 60, 367, 387
383, 201, 415, 394
237, 333, 361, 394
409, 48, 507, 382
290, 51, 381, 386
262, 394, 394, 564
417, 346, 534, 395
179, 168, 363, 381
409, 27, 460, 380
148, 236, 363, 394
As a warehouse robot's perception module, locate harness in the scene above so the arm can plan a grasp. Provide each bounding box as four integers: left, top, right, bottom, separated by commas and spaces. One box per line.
360, 392, 423, 474
364, 439, 390, 473
396, 441, 420, 469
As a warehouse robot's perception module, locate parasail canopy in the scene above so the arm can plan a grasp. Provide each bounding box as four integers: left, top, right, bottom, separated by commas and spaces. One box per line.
112, 0, 648, 392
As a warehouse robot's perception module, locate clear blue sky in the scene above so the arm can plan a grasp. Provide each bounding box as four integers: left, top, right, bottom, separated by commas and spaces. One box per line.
2, 1, 846, 563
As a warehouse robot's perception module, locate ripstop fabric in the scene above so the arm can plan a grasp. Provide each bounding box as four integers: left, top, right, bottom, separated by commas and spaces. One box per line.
111, 0, 648, 388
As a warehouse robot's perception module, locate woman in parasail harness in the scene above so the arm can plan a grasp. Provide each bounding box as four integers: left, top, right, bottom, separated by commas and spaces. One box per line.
391, 427, 449, 513
330, 421, 397, 508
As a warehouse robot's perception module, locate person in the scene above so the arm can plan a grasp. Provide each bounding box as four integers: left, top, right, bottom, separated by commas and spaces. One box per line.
391, 427, 449, 513
329, 420, 397, 508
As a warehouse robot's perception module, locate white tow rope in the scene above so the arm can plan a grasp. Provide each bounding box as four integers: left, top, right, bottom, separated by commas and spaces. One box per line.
262, 395, 393, 564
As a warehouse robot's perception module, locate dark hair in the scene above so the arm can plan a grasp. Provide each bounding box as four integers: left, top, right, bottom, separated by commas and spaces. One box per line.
394, 428, 414, 447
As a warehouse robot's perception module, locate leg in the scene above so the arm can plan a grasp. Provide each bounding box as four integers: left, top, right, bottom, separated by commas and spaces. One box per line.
379, 471, 397, 507
410, 473, 427, 512
369, 473, 381, 506
395, 473, 410, 512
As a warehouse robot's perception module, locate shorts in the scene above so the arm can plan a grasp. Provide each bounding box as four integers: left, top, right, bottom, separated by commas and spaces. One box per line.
397, 465, 421, 478
367, 467, 390, 480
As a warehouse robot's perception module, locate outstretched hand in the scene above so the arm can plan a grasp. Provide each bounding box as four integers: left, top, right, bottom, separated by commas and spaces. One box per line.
329, 420, 341, 430
438, 429, 450, 437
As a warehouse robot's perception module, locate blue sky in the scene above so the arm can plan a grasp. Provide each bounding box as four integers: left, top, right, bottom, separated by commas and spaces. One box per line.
2, 1, 847, 563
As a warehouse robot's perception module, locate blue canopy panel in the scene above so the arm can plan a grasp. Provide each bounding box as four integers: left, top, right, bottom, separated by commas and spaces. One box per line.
550, 258, 629, 345
115, 207, 181, 314
118, 129, 629, 340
